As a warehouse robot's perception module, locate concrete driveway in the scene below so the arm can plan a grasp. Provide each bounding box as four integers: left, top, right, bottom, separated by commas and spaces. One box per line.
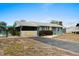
32, 37, 79, 53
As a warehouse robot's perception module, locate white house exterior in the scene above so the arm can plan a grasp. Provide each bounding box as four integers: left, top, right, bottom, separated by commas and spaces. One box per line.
14, 20, 63, 37
66, 26, 79, 33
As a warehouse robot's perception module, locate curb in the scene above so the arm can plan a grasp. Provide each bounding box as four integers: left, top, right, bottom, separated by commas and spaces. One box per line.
52, 45, 79, 56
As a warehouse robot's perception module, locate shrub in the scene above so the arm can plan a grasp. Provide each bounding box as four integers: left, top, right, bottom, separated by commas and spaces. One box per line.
8, 28, 20, 36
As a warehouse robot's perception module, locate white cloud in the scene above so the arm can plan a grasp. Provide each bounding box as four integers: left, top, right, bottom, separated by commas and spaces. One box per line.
41, 3, 53, 12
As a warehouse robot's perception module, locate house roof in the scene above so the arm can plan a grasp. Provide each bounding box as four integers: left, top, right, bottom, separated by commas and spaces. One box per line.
15, 20, 63, 28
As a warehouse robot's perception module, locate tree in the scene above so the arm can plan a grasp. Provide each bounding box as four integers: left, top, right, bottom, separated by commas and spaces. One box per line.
51, 20, 63, 26
8, 23, 20, 36
76, 23, 79, 27
0, 21, 6, 26
0, 21, 8, 37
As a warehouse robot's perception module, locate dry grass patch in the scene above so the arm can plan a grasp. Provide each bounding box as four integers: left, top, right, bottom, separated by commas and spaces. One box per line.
54, 33, 79, 42
0, 37, 78, 56
4, 43, 24, 55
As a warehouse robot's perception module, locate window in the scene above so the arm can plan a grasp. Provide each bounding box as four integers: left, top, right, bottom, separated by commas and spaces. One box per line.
57, 28, 60, 31
22, 26, 37, 31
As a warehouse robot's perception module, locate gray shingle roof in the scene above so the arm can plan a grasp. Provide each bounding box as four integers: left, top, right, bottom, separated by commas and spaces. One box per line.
15, 20, 63, 27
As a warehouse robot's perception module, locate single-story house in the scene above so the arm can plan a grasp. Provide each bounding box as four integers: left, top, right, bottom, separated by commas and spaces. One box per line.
14, 20, 63, 37
66, 26, 79, 34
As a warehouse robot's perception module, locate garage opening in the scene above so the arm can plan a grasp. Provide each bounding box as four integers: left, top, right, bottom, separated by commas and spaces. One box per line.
38, 30, 53, 36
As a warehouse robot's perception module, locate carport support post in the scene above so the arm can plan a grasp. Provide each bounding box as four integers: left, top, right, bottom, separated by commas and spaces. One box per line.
20, 26, 22, 36
37, 27, 39, 37
5, 28, 8, 39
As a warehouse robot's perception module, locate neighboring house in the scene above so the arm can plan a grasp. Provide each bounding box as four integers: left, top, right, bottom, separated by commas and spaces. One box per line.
14, 20, 63, 37
66, 26, 79, 34
66, 23, 79, 34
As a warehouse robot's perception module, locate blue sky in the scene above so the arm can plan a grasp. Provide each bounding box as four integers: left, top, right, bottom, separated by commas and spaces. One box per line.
0, 3, 79, 27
